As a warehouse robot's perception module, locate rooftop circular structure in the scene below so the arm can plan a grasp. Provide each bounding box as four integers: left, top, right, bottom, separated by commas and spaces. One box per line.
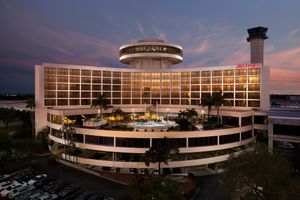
119, 39, 183, 69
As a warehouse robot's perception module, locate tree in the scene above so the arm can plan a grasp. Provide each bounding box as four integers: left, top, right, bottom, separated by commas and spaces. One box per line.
200, 94, 214, 118
111, 107, 124, 124
91, 94, 110, 119
212, 90, 224, 125
131, 176, 184, 200
222, 143, 298, 200
144, 137, 179, 175
25, 98, 36, 140
0, 107, 16, 127
60, 124, 78, 161
176, 109, 198, 131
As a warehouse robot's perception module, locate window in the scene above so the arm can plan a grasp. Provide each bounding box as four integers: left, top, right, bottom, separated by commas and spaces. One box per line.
116, 138, 150, 148
92, 70, 101, 76
81, 69, 91, 76
273, 124, 300, 136
248, 101, 260, 107
248, 68, 260, 75
189, 136, 217, 147
57, 99, 68, 106
219, 133, 240, 144
57, 84, 68, 90
70, 84, 80, 90
254, 115, 268, 124
81, 85, 91, 90
70, 69, 80, 75
45, 67, 57, 75
81, 77, 91, 83
45, 91, 56, 98
85, 135, 114, 146
201, 71, 211, 77
223, 69, 234, 76
45, 99, 56, 106
242, 116, 252, 126
241, 131, 252, 140
212, 70, 222, 76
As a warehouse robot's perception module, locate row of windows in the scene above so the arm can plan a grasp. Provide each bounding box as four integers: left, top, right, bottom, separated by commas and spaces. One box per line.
45, 84, 260, 92
45, 98, 260, 107
57, 132, 253, 148
45, 91, 260, 99
44, 67, 260, 78
45, 76, 260, 85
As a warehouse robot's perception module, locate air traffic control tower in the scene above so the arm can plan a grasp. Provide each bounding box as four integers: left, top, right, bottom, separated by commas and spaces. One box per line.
247, 27, 268, 64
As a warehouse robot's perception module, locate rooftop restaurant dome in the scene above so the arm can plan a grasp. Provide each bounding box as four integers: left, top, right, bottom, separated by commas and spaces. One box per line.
119, 38, 183, 69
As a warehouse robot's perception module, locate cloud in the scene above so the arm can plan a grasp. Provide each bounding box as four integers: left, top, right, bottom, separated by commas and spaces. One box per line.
136, 21, 145, 36
185, 40, 210, 56
285, 28, 300, 42
153, 25, 167, 41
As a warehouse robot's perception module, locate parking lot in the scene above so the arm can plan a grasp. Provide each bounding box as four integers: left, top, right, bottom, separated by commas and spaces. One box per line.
0, 156, 129, 199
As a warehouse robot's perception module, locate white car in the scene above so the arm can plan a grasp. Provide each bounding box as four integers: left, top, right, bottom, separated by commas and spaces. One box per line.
7, 185, 35, 199
1, 182, 24, 197
27, 174, 47, 185
0, 181, 13, 190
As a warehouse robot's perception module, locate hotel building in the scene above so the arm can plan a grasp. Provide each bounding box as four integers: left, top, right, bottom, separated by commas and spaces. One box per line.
35, 27, 271, 174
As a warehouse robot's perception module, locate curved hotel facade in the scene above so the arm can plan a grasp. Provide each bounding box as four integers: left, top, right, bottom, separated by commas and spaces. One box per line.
35, 27, 270, 174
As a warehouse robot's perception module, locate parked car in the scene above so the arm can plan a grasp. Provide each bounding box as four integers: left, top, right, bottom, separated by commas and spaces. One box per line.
43, 181, 58, 192
87, 193, 104, 200
27, 174, 47, 185
1, 182, 24, 197
0, 181, 14, 190
141, 168, 148, 174
277, 141, 294, 149
129, 168, 138, 174
14, 189, 36, 200
14, 169, 36, 183
26, 191, 48, 200
0, 174, 10, 182
58, 184, 80, 198
7, 185, 34, 199
48, 183, 62, 194
74, 190, 92, 200
35, 177, 55, 188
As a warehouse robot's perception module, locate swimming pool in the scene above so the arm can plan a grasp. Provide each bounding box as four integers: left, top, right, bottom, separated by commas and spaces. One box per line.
134, 122, 169, 127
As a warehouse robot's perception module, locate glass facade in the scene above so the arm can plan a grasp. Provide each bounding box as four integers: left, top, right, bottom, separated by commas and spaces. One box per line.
43, 65, 261, 107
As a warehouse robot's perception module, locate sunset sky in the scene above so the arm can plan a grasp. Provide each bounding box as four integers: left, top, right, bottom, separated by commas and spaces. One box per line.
1, 0, 300, 94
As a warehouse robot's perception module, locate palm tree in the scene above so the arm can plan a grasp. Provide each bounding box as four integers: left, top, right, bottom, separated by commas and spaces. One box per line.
25, 98, 36, 140
91, 94, 110, 119
111, 107, 124, 125
144, 137, 179, 175
212, 90, 225, 125
60, 124, 77, 161
200, 94, 214, 118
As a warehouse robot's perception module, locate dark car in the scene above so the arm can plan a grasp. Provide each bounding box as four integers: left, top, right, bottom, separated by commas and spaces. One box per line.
74, 190, 92, 200
87, 193, 104, 200
42, 181, 57, 191
58, 184, 80, 198
129, 168, 138, 174
34, 177, 55, 188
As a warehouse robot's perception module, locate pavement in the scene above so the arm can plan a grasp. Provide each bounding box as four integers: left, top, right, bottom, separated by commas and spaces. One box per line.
30, 156, 129, 199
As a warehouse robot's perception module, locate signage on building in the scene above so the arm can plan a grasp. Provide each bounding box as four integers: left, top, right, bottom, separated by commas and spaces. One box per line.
236, 63, 261, 68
